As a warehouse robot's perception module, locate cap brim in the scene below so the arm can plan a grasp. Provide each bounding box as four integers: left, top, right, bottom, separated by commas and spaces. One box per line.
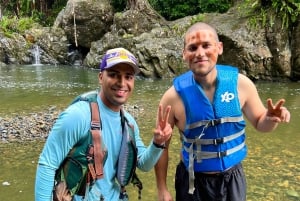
126, 62, 140, 75
107, 61, 140, 75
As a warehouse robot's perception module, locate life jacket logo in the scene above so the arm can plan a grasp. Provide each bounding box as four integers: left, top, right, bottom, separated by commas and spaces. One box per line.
221, 91, 234, 103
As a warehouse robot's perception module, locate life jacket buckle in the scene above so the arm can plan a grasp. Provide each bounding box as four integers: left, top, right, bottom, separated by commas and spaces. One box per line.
217, 151, 227, 158
210, 119, 221, 126
213, 137, 224, 145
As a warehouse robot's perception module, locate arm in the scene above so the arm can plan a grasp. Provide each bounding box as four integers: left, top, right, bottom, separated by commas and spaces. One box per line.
134, 105, 172, 171
35, 102, 90, 201
155, 139, 173, 201
239, 74, 290, 132
155, 87, 177, 201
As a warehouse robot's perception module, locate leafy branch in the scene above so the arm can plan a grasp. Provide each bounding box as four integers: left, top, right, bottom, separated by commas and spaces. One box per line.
244, 0, 300, 29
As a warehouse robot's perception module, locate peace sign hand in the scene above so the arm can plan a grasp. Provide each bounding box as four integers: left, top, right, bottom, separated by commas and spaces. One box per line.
153, 105, 172, 145
266, 98, 290, 123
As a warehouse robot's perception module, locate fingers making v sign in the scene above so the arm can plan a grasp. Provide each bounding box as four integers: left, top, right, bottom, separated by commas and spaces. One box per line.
266, 98, 290, 123
153, 104, 172, 145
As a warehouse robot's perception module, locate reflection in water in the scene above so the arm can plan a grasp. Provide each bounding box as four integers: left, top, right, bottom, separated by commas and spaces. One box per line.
0, 65, 299, 201
34, 65, 43, 81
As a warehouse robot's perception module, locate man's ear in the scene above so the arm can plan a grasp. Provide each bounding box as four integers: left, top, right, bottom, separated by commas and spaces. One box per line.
218, 42, 223, 55
182, 49, 187, 61
98, 72, 103, 84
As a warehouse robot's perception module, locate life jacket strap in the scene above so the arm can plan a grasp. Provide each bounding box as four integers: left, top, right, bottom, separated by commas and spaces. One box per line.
185, 116, 244, 130
191, 141, 245, 159
187, 143, 195, 194
186, 140, 246, 194
183, 129, 245, 145
183, 127, 245, 195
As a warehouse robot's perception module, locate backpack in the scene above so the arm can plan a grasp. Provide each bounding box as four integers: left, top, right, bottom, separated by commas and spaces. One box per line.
53, 90, 142, 201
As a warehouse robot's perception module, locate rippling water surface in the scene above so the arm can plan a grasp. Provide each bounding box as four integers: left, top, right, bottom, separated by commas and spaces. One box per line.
0, 65, 299, 201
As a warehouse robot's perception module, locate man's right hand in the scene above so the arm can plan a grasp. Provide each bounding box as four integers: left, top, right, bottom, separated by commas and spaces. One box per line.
158, 189, 174, 201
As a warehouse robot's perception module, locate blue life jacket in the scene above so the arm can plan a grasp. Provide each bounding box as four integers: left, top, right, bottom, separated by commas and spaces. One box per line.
173, 65, 247, 193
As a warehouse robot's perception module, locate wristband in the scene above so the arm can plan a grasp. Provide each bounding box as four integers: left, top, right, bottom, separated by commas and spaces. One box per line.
153, 141, 166, 149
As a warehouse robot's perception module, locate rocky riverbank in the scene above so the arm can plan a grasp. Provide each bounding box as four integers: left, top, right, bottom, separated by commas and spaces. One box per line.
0, 105, 141, 143
0, 106, 61, 143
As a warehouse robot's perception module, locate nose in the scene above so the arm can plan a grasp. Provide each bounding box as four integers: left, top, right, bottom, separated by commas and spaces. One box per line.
117, 75, 126, 86
196, 47, 204, 57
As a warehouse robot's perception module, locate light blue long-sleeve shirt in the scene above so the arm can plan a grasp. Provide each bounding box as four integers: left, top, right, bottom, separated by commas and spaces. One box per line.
35, 95, 163, 201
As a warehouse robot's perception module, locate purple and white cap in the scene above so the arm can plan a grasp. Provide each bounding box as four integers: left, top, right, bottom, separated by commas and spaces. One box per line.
100, 48, 140, 74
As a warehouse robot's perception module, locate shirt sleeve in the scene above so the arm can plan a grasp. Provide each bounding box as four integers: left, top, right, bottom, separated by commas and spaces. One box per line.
125, 113, 163, 172
35, 101, 90, 201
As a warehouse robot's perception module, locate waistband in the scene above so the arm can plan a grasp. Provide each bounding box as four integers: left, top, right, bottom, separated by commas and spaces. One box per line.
179, 160, 242, 176
194, 163, 242, 177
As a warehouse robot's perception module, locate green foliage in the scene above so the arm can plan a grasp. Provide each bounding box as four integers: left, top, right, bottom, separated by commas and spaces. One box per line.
271, 0, 300, 28
1, 0, 232, 26
0, 16, 20, 36
169, 3, 197, 20
0, 16, 40, 37
198, 0, 232, 13
240, 0, 300, 29
19, 0, 32, 16
18, 17, 40, 33
0, 0, 68, 26
111, 0, 127, 12
154, 0, 199, 20
110, 0, 232, 20
191, 14, 205, 24
0, 16, 15, 37
149, 0, 232, 20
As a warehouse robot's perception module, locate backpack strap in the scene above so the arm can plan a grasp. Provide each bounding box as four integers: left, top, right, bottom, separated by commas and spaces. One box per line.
118, 109, 143, 200
87, 102, 105, 183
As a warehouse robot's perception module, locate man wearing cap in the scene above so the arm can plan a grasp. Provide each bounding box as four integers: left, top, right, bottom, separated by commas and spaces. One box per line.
35, 47, 172, 201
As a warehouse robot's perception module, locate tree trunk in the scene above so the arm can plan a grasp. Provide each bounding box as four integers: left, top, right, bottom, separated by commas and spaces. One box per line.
126, 0, 166, 22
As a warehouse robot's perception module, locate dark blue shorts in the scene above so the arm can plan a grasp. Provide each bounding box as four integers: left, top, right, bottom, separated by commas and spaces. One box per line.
175, 161, 246, 201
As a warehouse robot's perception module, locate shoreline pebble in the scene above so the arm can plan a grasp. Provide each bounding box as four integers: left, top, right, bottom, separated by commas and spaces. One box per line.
0, 105, 142, 143
0, 106, 61, 143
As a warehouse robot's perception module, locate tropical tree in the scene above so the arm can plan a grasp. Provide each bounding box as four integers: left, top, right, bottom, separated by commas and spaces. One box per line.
0, 0, 67, 25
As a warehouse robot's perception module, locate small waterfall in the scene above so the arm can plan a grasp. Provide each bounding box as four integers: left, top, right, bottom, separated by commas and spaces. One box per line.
32, 45, 41, 65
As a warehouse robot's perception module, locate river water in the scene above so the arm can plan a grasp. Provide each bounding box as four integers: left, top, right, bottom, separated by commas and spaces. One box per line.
0, 65, 299, 201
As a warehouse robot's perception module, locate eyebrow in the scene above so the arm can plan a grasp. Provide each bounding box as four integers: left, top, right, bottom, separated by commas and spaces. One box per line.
107, 69, 135, 75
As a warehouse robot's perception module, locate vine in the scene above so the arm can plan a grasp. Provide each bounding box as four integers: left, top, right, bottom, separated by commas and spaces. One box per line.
71, 0, 78, 47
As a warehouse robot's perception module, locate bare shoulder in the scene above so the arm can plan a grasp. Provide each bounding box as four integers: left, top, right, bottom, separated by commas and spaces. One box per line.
160, 86, 180, 105
238, 73, 255, 86
238, 73, 258, 95
237, 73, 266, 123
160, 85, 186, 130
237, 73, 260, 107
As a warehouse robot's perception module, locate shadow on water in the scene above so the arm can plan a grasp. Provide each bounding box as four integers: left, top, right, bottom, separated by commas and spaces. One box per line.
0, 65, 300, 201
